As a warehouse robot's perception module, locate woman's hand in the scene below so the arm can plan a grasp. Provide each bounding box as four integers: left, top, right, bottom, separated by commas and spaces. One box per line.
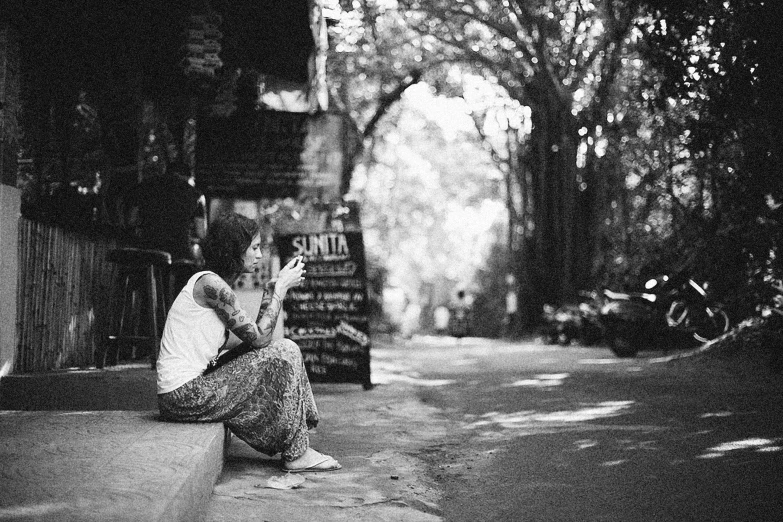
274, 256, 306, 294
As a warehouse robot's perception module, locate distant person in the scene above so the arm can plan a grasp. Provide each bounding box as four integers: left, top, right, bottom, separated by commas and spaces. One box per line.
401, 300, 422, 339
157, 212, 341, 473
449, 290, 472, 339
503, 284, 519, 339
433, 305, 450, 335
124, 161, 207, 299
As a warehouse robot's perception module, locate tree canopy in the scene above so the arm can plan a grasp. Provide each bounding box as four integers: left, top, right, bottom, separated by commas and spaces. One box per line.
327, 0, 782, 330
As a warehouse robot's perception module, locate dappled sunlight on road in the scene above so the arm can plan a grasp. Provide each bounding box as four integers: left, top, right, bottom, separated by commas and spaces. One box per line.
401, 335, 555, 355
371, 371, 456, 387
395, 336, 783, 521
573, 439, 599, 450
697, 437, 783, 459
463, 400, 635, 430
578, 358, 626, 365
407, 335, 496, 347
0, 503, 72, 520
370, 356, 456, 387
600, 459, 628, 467
449, 358, 479, 366
502, 373, 569, 387
699, 411, 733, 418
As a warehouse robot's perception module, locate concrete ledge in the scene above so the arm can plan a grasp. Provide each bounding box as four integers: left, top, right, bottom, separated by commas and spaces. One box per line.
0, 411, 224, 522
0, 365, 158, 411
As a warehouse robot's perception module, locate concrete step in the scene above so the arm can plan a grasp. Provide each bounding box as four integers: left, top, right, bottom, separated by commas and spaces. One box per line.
0, 364, 158, 411
0, 410, 225, 522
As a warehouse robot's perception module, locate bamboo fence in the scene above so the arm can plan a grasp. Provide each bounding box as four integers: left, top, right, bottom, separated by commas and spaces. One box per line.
15, 219, 117, 372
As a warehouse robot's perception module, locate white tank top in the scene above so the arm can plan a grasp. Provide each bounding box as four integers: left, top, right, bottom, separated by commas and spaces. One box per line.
156, 271, 228, 394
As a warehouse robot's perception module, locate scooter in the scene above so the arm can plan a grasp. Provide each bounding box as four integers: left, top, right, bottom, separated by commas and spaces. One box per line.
542, 291, 604, 346
600, 271, 730, 357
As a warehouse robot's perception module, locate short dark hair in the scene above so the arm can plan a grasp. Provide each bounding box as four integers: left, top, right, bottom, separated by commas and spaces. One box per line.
201, 212, 260, 281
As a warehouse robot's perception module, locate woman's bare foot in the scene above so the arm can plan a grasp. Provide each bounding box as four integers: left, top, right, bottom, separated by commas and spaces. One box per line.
283, 448, 342, 473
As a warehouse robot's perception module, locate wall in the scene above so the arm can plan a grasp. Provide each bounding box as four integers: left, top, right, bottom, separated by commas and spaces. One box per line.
0, 185, 20, 376
1, 20, 20, 376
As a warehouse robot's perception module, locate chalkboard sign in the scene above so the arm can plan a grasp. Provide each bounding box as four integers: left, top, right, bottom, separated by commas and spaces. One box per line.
274, 231, 372, 387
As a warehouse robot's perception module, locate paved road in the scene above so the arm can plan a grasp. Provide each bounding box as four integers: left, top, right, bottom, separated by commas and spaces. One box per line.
402, 336, 783, 522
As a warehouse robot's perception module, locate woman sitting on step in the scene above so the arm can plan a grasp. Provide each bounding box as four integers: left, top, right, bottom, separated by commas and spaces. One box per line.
156, 212, 341, 473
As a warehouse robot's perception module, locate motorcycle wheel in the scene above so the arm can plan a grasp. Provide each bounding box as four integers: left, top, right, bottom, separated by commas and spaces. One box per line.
581, 325, 603, 346
692, 306, 730, 343
609, 336, 639, 358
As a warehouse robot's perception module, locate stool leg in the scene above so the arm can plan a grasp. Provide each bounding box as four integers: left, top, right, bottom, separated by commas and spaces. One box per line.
157, 269, 168, 330
156, 268, 169, 370
127, 271, 144, 361
118, 272, 134, 365
147, 265, 160, 369
103, 271, 132, 367
98, 270, 123, 368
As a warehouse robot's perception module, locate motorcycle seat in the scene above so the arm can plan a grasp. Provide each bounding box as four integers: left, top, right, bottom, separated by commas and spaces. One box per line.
604, 289, 630, 300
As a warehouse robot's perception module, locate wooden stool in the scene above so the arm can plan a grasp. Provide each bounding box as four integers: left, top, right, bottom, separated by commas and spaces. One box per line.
98, 247, 172, 368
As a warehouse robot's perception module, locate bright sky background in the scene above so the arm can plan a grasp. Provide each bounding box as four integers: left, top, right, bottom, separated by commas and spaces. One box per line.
403, 83, 477, 137
354, 81, 508, 302
403, 83, 506, 273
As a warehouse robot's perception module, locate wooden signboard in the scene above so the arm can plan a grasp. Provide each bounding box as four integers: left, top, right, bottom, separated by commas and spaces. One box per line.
196, 110, 347, 200
274, 231, 372, 387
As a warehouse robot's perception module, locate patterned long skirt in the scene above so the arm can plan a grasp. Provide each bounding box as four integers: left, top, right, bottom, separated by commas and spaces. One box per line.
157, 339, 319, 462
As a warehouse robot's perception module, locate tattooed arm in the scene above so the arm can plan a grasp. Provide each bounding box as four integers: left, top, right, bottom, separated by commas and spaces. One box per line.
257, 281, 285, 341
195, 256, 304, 349
195, 273, 276, 349
253, 254, 305, 341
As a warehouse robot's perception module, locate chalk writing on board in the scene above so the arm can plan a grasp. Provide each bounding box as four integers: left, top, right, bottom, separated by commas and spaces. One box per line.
335, 320, 370, 347
275, 231, 371, 386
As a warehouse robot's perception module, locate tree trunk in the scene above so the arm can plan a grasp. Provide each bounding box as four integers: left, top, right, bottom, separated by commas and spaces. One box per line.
516, 90, 581, 324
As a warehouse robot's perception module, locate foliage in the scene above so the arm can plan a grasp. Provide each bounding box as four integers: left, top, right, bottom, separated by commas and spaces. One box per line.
327, 1, 439, 134
330, 0, 648, 327
589, 29, 700, 291
632, 0, 783, 318
325, 1, 783, 339
571, 0, 782, 326
470, 232, 513, 338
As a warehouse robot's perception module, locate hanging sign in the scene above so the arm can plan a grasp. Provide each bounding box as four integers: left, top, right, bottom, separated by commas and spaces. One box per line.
274, 231, 372, 387
196, 110, 348, 200
180, 13, 223, 78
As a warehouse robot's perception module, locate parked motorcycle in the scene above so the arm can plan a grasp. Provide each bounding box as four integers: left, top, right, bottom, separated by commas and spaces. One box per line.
600, 271, 730, 357
542, 291, 604, 346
